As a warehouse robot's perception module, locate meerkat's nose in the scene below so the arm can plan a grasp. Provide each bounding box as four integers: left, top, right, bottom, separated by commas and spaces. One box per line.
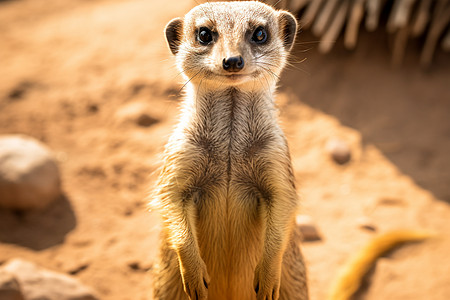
222, 56, 244, 72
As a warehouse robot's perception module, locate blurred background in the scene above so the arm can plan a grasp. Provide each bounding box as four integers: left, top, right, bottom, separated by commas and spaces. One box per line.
0, 0, 449, 299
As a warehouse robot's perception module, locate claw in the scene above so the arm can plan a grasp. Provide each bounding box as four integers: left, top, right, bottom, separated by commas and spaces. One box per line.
254, 282, 259, 293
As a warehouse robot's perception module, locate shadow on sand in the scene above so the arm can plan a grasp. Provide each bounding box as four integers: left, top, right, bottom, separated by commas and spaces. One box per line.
282, 28, 450, 203
0, 195, 76, 250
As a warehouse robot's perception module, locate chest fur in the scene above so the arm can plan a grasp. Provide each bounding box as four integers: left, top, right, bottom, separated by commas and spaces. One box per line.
176, 89, 285, 202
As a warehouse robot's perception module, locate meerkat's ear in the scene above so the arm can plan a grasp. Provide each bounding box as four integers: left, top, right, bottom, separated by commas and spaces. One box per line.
278, 11, 297, 52
165, 18, 183, 55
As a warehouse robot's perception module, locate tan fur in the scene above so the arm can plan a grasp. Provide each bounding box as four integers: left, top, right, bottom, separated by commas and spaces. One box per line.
152, 2, 307, 300
328, 230, 432, 300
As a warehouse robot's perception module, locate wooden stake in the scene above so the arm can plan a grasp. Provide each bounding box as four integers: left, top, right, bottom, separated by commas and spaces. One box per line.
302, 0, 326, 29
421, 1, 450, 67
319, 1, 350, 53
387, 0, 416, 33
313, 0, 340, 36
411, 0, 432, 37
288, 0, 311, 13
345, 0, 366, 49
442, 27, 450, 51
392, 25, 410, 66
366, 0, 384, 31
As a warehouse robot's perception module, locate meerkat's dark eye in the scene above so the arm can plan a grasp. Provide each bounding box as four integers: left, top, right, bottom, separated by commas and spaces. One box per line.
198, 27, 213, 45
252, 26, 268, 44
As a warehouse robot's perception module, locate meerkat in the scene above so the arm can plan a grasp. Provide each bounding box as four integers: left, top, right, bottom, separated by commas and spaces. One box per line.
149, 1, 435, 300
151, 1, 307, 300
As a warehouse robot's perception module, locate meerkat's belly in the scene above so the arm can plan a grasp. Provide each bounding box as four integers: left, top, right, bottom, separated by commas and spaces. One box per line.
182, 136, 277, 299
196, 174, 265, 300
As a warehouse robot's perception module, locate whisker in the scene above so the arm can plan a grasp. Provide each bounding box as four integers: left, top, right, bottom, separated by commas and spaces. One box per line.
255, 61, 286, 76
254, 49, 278, 60
255, 65, 274, 93
257, 58, 309, 75
173, 65, 199, 79
287, 57, 308, 64
179, 68, 204, 94
272, 0, 283, 8
262, 73, 272, 94
255, 61, 280, 69
259, 65, 281, 81
285, 57, 310, 75
294, 40, 321, 45
196, 74, 206, 102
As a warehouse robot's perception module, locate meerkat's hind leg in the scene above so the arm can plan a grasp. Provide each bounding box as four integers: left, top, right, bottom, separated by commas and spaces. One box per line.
279, 227, 309, 300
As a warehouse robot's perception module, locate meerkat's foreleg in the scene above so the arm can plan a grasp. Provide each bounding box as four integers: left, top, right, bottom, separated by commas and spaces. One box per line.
175, 207, 210, 300
253, 183, 297, 300
158, 181, 210, 300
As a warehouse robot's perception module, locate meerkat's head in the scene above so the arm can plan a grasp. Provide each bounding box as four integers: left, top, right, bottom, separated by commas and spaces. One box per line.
164, 1, 297, 90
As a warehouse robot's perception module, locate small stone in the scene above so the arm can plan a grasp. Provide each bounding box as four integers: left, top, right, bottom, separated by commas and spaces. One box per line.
0, 135, 62, 210
136, 114, 158, 127
1, 259, 99, 300
0, 269, 24, 300
127, 261, 153, 272
296, 215, 321, 241
378, 197, 404, 206
123, 207, 133, 216
86, 104, 98, 114
114, 102, 159, 127
164, 86, 180, 100
356, 216, 377, 232
130, 83, 148, 95
326, 138, 351, 165
7, 81, 35, 100
67, 264, 89, 276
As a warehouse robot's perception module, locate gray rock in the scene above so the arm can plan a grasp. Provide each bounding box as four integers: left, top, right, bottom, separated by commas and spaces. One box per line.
0, 135, 62, 210
0, 269, 24, 300
2, 259, 99, 300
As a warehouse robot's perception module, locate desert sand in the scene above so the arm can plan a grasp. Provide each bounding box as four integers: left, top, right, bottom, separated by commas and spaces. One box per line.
0, 0, 449, 299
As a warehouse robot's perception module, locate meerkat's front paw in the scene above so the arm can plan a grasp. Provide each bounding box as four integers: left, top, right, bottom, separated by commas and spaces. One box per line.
179, 257, 210, 300
253, 262, 282, 300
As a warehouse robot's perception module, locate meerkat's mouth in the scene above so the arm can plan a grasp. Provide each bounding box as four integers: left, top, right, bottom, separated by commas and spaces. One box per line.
218, 73, 257, 82
223, 74, 245, 80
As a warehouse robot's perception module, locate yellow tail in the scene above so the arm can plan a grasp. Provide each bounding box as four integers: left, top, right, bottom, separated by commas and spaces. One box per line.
328, 230, 433, 300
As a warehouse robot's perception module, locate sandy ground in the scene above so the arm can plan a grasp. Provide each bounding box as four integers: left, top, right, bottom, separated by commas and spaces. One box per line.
0, 0, 449, 299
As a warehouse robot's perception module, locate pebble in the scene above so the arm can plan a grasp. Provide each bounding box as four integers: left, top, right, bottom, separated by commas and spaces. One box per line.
136, 113, 158, 127
127, 261, 153, 272
326, 138, 352, 165
114, 102, 159, 127
0, 135, 62, 210
356, 216, 377, 232
296, 215, 321, 241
